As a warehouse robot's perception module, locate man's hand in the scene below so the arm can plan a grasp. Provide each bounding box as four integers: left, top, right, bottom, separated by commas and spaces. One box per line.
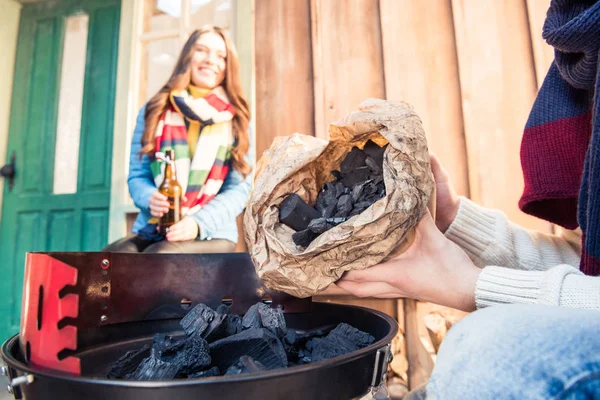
337, 211, 480, 312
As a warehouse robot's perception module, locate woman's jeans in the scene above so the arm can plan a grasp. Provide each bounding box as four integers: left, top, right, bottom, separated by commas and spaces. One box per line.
427, 304, 600, 399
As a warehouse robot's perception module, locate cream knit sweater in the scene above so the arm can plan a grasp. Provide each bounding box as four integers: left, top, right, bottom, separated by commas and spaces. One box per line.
445, 197, 600, 309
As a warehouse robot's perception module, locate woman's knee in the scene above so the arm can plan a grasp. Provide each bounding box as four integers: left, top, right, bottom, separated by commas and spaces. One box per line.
102, 235, 146, 252
428, 305, 600, 399
143, 240, 182, 253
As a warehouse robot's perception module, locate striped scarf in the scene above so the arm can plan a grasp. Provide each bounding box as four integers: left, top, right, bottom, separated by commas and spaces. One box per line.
151, 85, 235, 217
519, 0, 600, 276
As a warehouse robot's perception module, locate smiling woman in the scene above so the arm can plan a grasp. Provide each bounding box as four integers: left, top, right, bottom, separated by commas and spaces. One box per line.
103, 26, 253, 254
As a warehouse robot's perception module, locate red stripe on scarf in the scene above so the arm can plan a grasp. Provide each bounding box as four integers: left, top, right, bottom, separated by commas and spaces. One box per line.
205, 93, 236, 115
581, 232, 600, 276
155, 125, 188, 152
519, 112, 590, 229
193, 165, 231, 207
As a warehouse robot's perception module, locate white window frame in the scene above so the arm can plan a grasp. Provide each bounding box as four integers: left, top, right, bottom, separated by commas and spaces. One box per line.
108, 0, 255, 243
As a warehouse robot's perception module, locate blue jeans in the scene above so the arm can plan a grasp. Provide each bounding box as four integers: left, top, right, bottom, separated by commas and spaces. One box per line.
427, 304, 600, 399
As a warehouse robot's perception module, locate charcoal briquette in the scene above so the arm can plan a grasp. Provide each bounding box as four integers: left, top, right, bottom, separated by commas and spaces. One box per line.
258, 304, 287, 338
340, 147, 367, 176
180, 303, 227, 341
363, 140, 387, 168
224, 314, 243, 337
209, 328, 288, 372
352, 184, 365, 202
308, 217, 328, 234
335, 194, 353, 218
292, 229, 317, 247
365, 156, 381, 174
284, 328, 297, 346
107, 344, 150, 379
341, 166, 371, 188
225, 355, 267, 376
242, 303, 287, 338
279, 193, 320, 232
241, 303, 263, 330
164, 336, 211, 376
309, 323, 375, 362
130, 349, 179, 380
216, 304, 231, 315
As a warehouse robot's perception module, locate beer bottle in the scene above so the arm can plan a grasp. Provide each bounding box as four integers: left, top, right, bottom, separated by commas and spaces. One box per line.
158, 149, 182, 235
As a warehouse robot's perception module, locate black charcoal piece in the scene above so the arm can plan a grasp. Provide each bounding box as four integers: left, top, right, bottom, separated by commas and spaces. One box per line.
153, 334, 185, 356
188, 366, 220, 378
334, 181, 346, 198
341, 166, 372, 188
225, 355, 267, 376
241, 303, 262, 330
284, 329, 297, 346
107, 344, 150, 379
308, 217, 328, 234
365, 156, 381, 174
242, 303, 287, 338
352, 183, 365, 202
315, 185, 338, 218
340, 147, 367, 176
163, 336, 211, 376
131, 349, 179, 380
209, 328, 288, 372
258, 304, 287, 338
363, 140, 387, 168
180, 303, 227, 341
326, 217, 347, 225
279, 193, 320, 232
309, 323, 375, 362
292, 229, 317, 247
334, 194, 353, 218
216, 304, 231, 315
224, 314, 243, 336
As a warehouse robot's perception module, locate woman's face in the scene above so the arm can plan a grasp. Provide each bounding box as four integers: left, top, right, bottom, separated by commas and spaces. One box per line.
190, 32, 227, 89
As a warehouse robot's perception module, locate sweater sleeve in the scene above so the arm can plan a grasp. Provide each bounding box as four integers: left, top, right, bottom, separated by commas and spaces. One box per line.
189, 128, 254, 240
444, 197, 581, 271
445, 197, 600, 309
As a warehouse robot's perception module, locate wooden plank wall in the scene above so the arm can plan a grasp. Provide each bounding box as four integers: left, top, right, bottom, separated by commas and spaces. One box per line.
255, 0, 555, 231
254, 0, 556, 388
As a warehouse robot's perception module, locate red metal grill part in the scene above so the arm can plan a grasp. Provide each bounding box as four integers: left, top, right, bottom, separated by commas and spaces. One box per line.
20, 254, 80, 375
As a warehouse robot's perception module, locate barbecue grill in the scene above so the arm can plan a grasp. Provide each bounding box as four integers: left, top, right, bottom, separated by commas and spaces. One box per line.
0, 252, 397, 399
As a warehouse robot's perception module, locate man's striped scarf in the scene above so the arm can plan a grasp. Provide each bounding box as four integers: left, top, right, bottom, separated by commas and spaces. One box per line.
519, 0, 600, 276
151, 85, 235, 217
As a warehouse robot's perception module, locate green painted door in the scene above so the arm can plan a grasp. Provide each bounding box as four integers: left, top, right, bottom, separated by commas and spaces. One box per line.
0, 0, 120, 339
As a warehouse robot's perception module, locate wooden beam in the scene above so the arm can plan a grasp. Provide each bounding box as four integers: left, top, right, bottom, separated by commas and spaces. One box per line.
451, 0, 552, 232
380, 0, 469, 197
404, 299, 434, 390
254, 0, 314, 159
526, 0, 554, 88
310, 0, 385, 139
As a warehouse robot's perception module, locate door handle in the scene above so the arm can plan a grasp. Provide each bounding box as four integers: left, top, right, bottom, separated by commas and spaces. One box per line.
0, 151, 16, 191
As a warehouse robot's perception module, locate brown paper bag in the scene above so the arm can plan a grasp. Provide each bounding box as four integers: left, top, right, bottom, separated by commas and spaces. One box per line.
244, 99, 433, 298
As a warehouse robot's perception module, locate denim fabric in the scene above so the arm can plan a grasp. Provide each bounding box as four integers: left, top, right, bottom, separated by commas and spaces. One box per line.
427, 304, 600, 399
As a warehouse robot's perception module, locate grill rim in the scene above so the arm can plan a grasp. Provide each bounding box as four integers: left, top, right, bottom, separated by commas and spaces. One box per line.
2, 302, 398, 388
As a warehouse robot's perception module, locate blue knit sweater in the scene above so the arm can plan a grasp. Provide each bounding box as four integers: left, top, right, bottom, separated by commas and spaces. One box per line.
127, 106, 253, 244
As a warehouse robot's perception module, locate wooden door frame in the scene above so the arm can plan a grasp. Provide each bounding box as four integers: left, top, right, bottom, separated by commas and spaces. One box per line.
0, 0, 23, 223
0, 0, 121, 336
